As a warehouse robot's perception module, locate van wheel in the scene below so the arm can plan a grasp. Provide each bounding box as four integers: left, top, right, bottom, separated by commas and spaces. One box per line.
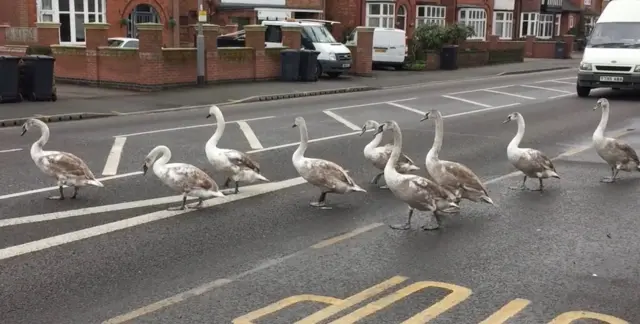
327, 72, 341, 78
315, 62, 323, 79
576, 84, 591, 98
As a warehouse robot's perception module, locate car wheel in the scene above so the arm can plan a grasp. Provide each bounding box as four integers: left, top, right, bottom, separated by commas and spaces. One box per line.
576, 84, 591, 98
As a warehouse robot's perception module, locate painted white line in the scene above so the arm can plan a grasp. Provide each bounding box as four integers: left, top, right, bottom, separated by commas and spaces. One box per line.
247, 131, 365, 154
554, 77, 577, 81
0, 171, 143, 201
323, 110, 360, 131
101, 137, 127, 176
441, 95, 493, 108
519, 84, 572, 94
114, 115, 275, 137
447, 85, 510, 95
236, 121, 263, 149
482, 89, 536, 100
442, 103, 521, 119
386, 102, 424, 115
550, 93, 574, 99
0, 177, 307, 261
548, 80, 575, 85
0, 148, 23, 153
325, 97, 417, 111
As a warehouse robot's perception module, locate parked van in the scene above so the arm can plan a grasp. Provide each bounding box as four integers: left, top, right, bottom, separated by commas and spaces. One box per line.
576, 0, 640, 97
261, 19, 353, 78
346, 27, 407, 70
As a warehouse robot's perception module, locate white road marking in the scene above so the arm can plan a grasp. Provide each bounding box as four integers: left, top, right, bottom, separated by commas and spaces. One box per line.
0, 171, 143, 201
323, 110, 361, 131
0, 177, 307, 261
0, 148, 22, 153
482, 89, 535, 100
447, 85, 510, 95
247, 131, 367, 154
550, 93, 574, 99
441, 95, 493, 108
386, 102, 424, 115
236, 121, 263, 149
325, 97, 417, 111
548, 80, 575, 85
114, 115, 275, 137
442, 103, 521, 119
101, 137, 127, 176
519, 84, 572, 94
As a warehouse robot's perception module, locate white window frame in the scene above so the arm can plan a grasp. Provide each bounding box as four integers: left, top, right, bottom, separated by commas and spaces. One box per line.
492, 11, 513, 40
366, 2, 395, 28
520, 12, 538, 38
569, 15, 575, 28
416, 5, 446, 27
37, 0, 107, 44
396, 5, 407, 30
458, 8, 486, 40
554, 14, 561, 36
537, 13, 554, 39
585, 16, 597, 35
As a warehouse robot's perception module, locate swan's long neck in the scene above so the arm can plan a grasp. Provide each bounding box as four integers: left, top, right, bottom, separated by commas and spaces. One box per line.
364, 130, 383, 153
152, 146, 171, 172
207, 108, 225, 147
30, 121, 49, 157
593, 105, 609, 141
508, 117, 525, 150
293, 123, 309, 161
427, 114, 443, 161
385, 126, 402, 175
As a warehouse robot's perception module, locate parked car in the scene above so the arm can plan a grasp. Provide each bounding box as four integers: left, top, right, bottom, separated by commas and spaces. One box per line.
107, 37, 139, 49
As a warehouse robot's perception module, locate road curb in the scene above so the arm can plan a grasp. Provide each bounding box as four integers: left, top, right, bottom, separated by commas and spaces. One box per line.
497, 66, 573, 76
0, 112, 116, 128
234, 86, 378, 104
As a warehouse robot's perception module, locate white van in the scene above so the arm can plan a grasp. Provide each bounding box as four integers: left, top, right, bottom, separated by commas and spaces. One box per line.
346, 27, 407, 70
576, 0, 640, 97
261, 19, 352, 78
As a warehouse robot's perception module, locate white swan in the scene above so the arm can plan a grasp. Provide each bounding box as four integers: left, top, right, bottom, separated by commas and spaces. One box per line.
592, 98, 640, 182
374, 120, 460, 230
21, 118, 103, 200
421, 109, 494, 206
360, 120, 419, 188
205, 105, 269, 193
292, 116, 366, 209
503, 112, 560, 191
143, 145, 225, 210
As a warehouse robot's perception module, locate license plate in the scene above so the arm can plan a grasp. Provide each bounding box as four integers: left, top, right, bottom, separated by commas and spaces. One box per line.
600, 76, 624, 82
374, 48, 387, 53
342, 64, 350, 68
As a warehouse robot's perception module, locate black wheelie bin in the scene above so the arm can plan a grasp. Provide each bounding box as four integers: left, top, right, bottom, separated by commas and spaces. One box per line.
0, 55, 22, 103
280, 49, 301, 81
20, 55, 57, 101
299, 50, 320, 82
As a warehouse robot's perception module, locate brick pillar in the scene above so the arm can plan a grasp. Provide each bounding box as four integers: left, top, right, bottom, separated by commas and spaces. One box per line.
525, 35, 535, 58
84, 23, 109, 83
244, 25, 266, 80
36, 22, 60, 45
136, 23, 163, 86
0, 24, 8, 45
281, 26, 301, 49
221, 24, 238, 35
202, 24, 219, 81
488, 35, 499, 50
353, 26, 373, 76
562, 34, 575, 58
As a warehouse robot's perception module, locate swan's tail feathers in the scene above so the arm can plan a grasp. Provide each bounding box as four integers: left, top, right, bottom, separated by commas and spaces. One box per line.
350, 185, 367, 193
87, 179, 104, 187
212, 190, 226, 198
256, 174, 270, 182
481, 196, 495, 206
407, 165, 420, 171
550, 170, 560, 179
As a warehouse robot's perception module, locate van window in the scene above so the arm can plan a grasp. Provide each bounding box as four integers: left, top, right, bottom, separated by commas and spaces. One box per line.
301, 25, 337, 43
587, 22, 640, 48
265, 25, 282, 42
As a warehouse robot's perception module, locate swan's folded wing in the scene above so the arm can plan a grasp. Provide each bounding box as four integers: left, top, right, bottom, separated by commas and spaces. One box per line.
314, 159, 355, 186
442, 161, 488, 194
615, 141, 640, 164
523, 149, 556, 171
409, 176, 452, 199
169, 165, 219, 191
224, 150, 261, 172
45, 152, 96, 179
381, 145, 414, 165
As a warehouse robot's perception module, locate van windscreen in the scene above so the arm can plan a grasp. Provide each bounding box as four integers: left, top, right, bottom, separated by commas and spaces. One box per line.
587, 22, 640, 48
302, 26, 337, 43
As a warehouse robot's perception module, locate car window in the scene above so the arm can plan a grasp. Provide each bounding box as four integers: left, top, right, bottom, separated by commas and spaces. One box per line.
108, 39, 124, 47
264, 26, 282, 42
122, 40, 139, 48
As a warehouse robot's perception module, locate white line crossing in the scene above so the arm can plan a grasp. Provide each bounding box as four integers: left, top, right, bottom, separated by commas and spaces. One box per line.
323, 110, 361, 131
482, 89, 535, 100
441, 95, 493, 108
236, 121, 264, 149
386, 102, 424, 115
519, 84, 572, 94
0, 148, 22, 153
548, 80, 575, 85
325, 98, 417, 111
114, 115, 275, 137
102, 137, 127, 176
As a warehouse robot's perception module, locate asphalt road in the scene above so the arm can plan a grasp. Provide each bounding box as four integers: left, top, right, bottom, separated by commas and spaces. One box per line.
1, 69, 640, 324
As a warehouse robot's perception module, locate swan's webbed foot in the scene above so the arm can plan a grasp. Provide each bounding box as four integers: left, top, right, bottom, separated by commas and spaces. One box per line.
390, 208, 413, 230
530, 179, 544, 191
509, 176, 529, 190
70, 187, 79, 199
168, 196, 187, 210
421, 211, 441, 230
234, 181, 240, 194
600, 176, 615, 183
310, 192, 331, 209
187, 198, 204, 209
48, 186, 65, 200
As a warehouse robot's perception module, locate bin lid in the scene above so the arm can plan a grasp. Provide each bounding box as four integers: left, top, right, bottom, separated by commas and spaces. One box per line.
0, 55, 19, 60
23, 54, 55, 60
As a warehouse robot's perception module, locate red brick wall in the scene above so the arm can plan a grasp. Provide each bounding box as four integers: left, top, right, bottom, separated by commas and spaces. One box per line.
286, 0, 323, 9
521, 0, 542, 12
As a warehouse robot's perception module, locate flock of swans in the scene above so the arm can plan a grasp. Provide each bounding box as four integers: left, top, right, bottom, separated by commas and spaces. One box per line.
18, 97, 640, 230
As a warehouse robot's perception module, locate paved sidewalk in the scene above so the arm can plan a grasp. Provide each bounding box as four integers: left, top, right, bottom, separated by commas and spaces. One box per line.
0, 58, 579, 125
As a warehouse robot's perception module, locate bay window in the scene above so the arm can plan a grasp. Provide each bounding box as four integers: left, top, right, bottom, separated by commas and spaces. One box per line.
36, 0, 107, 44
537, 14, 554, 39
458, 8, 486, 40
493, 11, 513, 39
366, 2, 395, 28
416, 5, 446, 27
520, 12, 538, 38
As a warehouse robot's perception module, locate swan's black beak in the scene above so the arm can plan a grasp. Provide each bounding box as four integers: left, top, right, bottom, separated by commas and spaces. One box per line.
359, 126, 367, 136
373, 125, 384, 136
420, 112, 430, 122
142, 164, 148, 175
292, 123, 297, 128
206, 113, 211, 118
593, 105, 598, 111
20, 127, 27, 136
502, 118, 510, 124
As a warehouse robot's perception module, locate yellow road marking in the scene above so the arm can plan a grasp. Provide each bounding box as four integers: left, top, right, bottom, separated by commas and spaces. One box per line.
233, 295, 342, 324
479, 298, 531, 323
549, 311, 629, 323
328, 281, 472, 323
311, 223, 384, 249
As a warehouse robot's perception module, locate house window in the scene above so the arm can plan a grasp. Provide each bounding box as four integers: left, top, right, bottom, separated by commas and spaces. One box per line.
569, 15, 575, 28
493, 11, 513, 39
397, 5, 406, 30
537, 13, 554, 39
458, 8, 486, 40
366, 2, 395, 28
37, 0, 107, 43
585, 16, 597, 35
555, 14, 561, 36
520, 12, 538, 37
416, 5, 446, 27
